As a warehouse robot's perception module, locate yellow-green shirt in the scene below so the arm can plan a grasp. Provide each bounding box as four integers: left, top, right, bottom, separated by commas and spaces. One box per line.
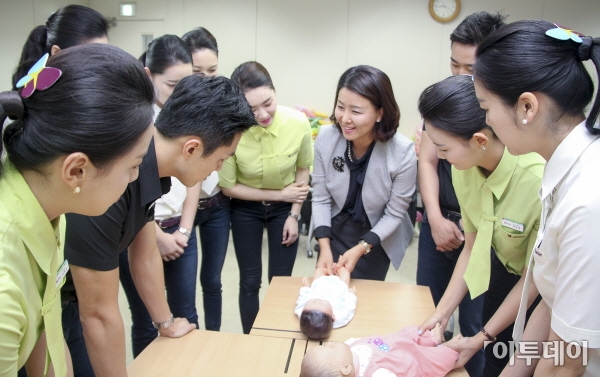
0, 165, 67, 375
219, 105, 313, 189
452, 149, 544, 277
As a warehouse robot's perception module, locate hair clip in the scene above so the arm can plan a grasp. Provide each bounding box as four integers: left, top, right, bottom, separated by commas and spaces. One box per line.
545, 24, 583, 43
16, 53, 62, 98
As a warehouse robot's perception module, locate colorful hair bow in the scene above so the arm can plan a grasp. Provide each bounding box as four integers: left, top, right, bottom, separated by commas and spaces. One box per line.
545, 24, 583, 43
16, 53, 62, 98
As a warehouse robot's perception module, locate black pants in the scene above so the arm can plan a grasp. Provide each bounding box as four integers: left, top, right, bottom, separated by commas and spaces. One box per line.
230, 199, 299, 334
329, 211, 390, 281
483, 250, 540, 377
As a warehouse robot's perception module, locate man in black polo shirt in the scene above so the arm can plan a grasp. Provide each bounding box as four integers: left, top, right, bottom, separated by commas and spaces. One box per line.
64, 76, 255, 377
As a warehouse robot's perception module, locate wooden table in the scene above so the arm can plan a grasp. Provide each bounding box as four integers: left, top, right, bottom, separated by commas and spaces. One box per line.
252, 277, 469, 377
128, 330, 307, 377
251, 276, 437, 341
128, 279, 468, 377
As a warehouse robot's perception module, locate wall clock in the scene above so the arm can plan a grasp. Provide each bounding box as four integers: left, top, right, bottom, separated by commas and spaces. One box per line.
429, 0, 461, 23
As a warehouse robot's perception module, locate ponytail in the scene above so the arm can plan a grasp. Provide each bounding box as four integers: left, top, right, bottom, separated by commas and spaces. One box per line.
0, 91, 25, 175
139, 51, 148, 66
12, 26, 47, 89
582, 37, 600, 133
11, 5, 108, 90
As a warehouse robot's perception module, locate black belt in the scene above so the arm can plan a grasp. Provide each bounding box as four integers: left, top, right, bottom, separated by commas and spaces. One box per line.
261, 200, 283, 206
198, 191, 229, 210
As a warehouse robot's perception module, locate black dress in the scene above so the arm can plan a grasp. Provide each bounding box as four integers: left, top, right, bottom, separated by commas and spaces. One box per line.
316, 140, 390, 280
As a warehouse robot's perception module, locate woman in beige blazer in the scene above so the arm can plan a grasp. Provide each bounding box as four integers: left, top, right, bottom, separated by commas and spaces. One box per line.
312, 65, 417, 280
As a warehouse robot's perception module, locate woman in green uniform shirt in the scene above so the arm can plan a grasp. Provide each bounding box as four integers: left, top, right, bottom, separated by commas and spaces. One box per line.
417, 75, 543, 377
222, 61, 313, 334
0, 44, 155, 376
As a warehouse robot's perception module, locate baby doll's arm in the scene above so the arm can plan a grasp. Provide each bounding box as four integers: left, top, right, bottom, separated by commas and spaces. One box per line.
302, 277, 310, 287
294, 287, 312, 318
312, 266, 328, 280
335, 266, 351, 287
335, 290, 358, 328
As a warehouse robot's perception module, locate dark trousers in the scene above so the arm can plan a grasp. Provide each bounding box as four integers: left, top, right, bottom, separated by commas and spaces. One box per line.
330, 211, 390, 281
483, 250, 540, 377
119, 224, 199, 357
194, 198, 231, 331
230, 199, 299, 334
19, 302, 95, 377
417, 217, 485, 377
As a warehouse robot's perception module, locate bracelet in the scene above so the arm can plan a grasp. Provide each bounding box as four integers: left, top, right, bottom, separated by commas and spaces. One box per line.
177, 227, 191, 238
357, 239, 372, 254
480, 327, 497, 342
152, 313, 174, 330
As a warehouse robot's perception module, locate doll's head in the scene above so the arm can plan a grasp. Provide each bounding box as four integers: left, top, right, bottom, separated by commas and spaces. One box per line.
300, 299, 335, 340
301, 341, 355, 377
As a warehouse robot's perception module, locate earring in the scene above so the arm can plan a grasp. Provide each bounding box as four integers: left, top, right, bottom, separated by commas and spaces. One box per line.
481, 145, 487, 151
73, 186, 81, 194
522, 119, 528, 125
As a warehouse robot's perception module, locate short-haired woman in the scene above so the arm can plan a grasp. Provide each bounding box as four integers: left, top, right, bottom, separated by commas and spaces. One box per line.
312, 65, 417, 281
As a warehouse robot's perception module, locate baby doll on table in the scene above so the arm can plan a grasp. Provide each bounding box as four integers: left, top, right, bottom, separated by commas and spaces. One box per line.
301, 324, 459, 377
295, 266, 358, 339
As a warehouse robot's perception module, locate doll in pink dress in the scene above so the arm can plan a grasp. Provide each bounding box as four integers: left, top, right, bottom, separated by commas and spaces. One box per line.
301, 324, 458, 377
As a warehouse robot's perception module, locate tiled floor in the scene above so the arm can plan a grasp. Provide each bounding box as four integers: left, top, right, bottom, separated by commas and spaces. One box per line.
119, 228, 434, 364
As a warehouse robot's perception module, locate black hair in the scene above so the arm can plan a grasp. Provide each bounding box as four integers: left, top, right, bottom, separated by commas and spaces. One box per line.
140, 34, 192, 74
1, 44, 154, 175
450, 11, 507, 46
474, 20, 600, 134
155, 75, 255, 156
331, 65, 400, 142
230, 61, 275, 92
418, 75, 490, 140
12, 4, 108, 89
299, 310, 333, 340
182, 27, 219, 56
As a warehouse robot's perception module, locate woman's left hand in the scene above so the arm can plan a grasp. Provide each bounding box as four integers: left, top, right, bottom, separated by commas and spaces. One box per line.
282, 216, 299, 246
444, 334, 482, 369
335, 245, 364, 274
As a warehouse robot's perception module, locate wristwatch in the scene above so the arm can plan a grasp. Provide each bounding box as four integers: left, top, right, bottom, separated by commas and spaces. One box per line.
288, 212, 301, 221
358, 239, 372, 254
177, 227, 191, 238
152, 314, 174, 330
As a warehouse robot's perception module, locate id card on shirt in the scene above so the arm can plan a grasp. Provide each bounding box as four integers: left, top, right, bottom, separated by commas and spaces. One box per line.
501, 218, 524, 232
56, 259, 69, 288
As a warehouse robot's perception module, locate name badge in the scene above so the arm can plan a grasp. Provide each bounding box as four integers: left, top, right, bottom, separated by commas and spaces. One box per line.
56, 259, 69, 288
502, 218, 524, 232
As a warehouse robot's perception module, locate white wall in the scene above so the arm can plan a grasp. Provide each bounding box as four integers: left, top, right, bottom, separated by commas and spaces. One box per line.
1, 0, 599, 136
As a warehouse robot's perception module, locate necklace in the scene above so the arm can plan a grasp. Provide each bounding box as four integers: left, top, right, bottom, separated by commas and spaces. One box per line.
346, 140, 356, 162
